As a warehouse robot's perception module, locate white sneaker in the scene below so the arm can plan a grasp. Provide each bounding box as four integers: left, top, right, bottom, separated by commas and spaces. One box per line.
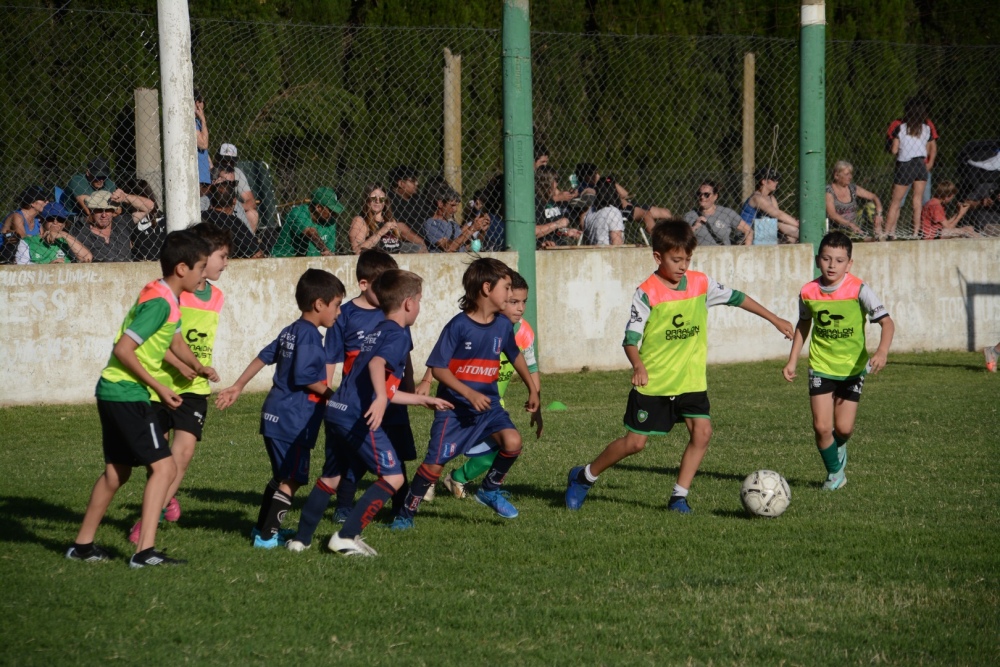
327, 532, 377, 557
423, 481, 436, 503
441, 471, 467, 499
286, 539, 310, 552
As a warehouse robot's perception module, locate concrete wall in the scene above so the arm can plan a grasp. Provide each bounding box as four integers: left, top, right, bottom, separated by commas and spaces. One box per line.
2, 239, 998, 406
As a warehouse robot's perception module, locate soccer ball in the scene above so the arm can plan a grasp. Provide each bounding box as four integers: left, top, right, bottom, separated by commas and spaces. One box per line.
740, 470, 791, 518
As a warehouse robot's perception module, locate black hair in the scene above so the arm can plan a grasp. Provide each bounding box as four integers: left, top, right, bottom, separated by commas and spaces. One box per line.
593, 176, 620, 210
650, 219, 698, 255
187, 221, 232, 254
208, 181, 237, 209
699, 180, 719, 195
534, 143, 549, 161
754, 166, 780, 186
902, 96, 929, 137
160, 229, 211, 277
509, 270, 528, 292
818, 231, 853, 259
356, 248, 399, 283
575, 163, 599, 185
372, 269, 423, 315
295, 268, 346, 312
459, 257, 511, 313
388, 165, 418, 185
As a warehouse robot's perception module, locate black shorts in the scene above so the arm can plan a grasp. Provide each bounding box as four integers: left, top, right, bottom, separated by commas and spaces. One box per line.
155, 394, 208, 440
623, 389, 711, 435
808, 370, 865, 402
893, 158, 929, 186
97, 399, 173, 467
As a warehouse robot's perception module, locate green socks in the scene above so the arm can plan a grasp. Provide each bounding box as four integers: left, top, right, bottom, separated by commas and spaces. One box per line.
453, 451, 498, 484
819, 442, 842, 474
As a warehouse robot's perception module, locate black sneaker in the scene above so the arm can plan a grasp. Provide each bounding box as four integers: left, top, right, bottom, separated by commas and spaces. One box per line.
65, 544, 111, 562
128, 548, 187, 569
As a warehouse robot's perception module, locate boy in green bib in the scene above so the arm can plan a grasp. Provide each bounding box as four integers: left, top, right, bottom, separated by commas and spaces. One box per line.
566, 220, 793, 513
782, 231, 895, 490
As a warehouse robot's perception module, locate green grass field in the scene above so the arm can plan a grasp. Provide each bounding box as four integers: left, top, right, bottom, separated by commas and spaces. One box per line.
1, 352, 998, 666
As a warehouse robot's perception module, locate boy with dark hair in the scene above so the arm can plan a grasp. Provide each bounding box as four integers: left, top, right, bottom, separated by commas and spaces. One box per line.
216, 268, 346, 548
311, 269, 453, 556
127, 223, 231, 543
67, 230, 213, 568
441, 270, 543, 498
389, 258, 541, 529
284, 250, 421, 551
566, 220, 793, 513
783, 231, 895, 490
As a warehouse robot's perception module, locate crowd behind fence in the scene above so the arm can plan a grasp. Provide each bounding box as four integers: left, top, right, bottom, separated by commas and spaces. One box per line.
2, 5, 999, 263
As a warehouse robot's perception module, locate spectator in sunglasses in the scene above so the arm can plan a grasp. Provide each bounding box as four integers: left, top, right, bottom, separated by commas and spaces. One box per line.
349, 183, 426, 254
684, 181, 752, 246
15, 202, 92, 264
209, 143, 259, 233
73, 190, 134, 262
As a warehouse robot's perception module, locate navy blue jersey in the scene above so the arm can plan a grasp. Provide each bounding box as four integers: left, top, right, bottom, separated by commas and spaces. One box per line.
327, 320, 412, 422
426, 312, 521, 416
259, 318, 326, 445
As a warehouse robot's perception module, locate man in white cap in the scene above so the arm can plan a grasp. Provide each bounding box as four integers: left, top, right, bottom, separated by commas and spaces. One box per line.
209, 143, 258, 233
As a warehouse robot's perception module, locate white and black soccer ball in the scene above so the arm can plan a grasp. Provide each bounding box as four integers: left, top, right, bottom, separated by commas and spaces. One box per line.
740, 470, 791, 518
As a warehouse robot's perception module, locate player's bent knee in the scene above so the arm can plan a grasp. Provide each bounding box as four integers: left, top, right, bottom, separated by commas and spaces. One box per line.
382, 474, 404, 491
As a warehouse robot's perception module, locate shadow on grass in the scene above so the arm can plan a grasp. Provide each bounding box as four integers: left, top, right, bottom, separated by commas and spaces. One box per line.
890, 360, 985, 373
0, 495, 131, 558
615, 462, 745, 483
182, 486, 263, 507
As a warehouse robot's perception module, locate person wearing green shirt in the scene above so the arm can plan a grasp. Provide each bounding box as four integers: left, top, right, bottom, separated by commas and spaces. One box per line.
565, 220, 793, 514
15, 202, 92, 264
271, 187, 344, 257
65, 157, 117, 218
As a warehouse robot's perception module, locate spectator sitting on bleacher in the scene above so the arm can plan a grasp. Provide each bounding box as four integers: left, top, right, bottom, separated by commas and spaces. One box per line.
3, 185, 48, 239
117, 179, 166, 261
422, 181, 489, 253
574, 162, 672, 233
920, 180, 979, 239
825, 160, 881, 240
73, 190, 134, 262
740, 166, 800, 243
348, 182, 426, 254
270, 187, 343, 257
387, 166, 427, 237
535, 165, 581, 248
202, 181, 263, 258
583, 176, 625, 246
65, 158, 116, 219
16, 202, 92, 264
208, 143, 259, 233
684, 180, 752, 246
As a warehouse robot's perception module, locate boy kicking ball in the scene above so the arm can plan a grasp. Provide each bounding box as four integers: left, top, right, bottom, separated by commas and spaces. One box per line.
783, 231, 894, 490
565, 220, 793, 513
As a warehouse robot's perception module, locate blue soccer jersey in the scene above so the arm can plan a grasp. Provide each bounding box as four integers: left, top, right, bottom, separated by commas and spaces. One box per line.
327, 320, 412, 422
426, 312, 521, 416
259, 318, 327, 446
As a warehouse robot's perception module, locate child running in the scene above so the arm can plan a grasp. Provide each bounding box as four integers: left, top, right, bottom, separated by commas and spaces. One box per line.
67, 230, 213, 568
441, 270, 543, 499
782, 231, 895, 490
565, 220, 793, 513
389, 258, 541, 529
314, 269, 453, 556
215, 268, 345, 548
128, 222, 230, 543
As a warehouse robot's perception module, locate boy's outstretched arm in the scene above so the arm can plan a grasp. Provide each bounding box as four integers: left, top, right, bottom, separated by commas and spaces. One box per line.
390, 390, 453, 411
782, 318, 812, 381
624, 345, 647, 387
510, 353, 540, 414
739, 295, 794, 339
216, 357, 266, 409
168, 332, 219, 382
867, 316, 895, 374
112, 336, 182, 409
432, 366, 491, 412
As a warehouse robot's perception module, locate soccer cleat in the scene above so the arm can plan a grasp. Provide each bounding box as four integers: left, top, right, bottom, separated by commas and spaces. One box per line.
285, 539, 311, 553
128, 549, 186, 568
985, 346, 999, 373
332, 507, 352, 524
386, 515, 414, 531
423, 482, 436, 503
667, 495, 693, 514
327, 532, 377, 557
253, 534, 281, 549
65, 544, 111, 562
164, 497, 182, 522
128, 520, 142, 545
822, 469, 847, 491
441, 472, 468, 499
565, 466, 592, 511
250, 526, 295, 544
475, 488, 519, 519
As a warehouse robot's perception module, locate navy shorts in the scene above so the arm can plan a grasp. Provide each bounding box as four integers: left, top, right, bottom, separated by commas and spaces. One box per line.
326, 414, 405, 477
155, 394, 208, 440
623, 389, 711, 436
893, 158, 929, 186
263, 436, 312, 485
424, 408, 514, 466
97, 399, 172, 467
808, 370, 865, 402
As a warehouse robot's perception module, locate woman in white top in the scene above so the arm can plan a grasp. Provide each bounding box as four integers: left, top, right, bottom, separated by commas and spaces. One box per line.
884, 98, 936, 240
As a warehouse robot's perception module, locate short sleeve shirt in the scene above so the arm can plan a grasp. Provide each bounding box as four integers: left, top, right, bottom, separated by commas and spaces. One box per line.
920, 198, 946, 239
683, 206, 743, 246
75, 217, 133, 262
583, 206, 625, 245
259, 319, 328, 445
424, 217, 465, 253
426, 312, 521, 416
896, 123, 932, 162
270, 205, 337, 257
327, 320, 412, 422
202, 209, 261, 258
65, 174, 117, 214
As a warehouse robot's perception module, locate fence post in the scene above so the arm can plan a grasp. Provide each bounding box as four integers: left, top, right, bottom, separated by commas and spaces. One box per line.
134, 88, 164, 209
157, 0, 200, 233
799, 0, 826, 251
444, 48, 463, 223
502, 0, 536, 329
742, 53, 756, 203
